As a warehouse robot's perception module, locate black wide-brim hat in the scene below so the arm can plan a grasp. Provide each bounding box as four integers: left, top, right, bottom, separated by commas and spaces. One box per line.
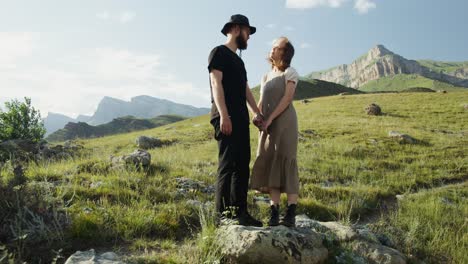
221, 14, 256, 36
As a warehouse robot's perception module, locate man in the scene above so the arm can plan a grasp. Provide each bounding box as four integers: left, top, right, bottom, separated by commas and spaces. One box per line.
208, 14, 263, 226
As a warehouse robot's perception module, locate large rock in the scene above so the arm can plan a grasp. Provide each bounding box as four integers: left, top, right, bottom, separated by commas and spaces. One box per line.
365, 103, 382, 116
217, 225, 328, 264
135, 136, 163, 149
64, 249, 124, 264
295, 215, 406, 264
295, 215, 357, 242
352, 241, 406, 264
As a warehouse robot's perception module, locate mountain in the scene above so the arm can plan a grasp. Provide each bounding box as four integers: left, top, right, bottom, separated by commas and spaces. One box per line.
308, 45, 468, 91
43, 113, 76, 137
87, 95, 210, 125
42, 96, 209, 135
76, 114, 92, 123
46, 115, 185, 142
251, 78, 363, 100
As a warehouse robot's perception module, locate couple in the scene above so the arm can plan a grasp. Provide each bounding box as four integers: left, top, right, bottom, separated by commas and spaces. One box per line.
208, 14, 299, 227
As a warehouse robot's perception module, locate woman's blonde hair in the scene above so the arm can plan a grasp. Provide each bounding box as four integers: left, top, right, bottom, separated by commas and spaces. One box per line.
269, 37, 295, 72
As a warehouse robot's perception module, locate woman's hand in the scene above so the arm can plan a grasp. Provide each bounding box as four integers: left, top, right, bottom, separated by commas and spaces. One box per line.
261, 118, 272, 133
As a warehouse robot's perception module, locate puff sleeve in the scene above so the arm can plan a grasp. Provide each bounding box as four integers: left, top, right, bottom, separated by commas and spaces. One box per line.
284, 67, 299, 86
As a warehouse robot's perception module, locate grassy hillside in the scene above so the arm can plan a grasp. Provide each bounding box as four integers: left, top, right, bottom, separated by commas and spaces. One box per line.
418, 60, 468, 74
47, 115, 185, 142
1, 92, 467, 263
360, 74, 467, 92
251, 78, 363, 100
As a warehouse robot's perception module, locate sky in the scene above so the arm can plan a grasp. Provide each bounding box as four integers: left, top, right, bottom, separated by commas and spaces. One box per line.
1, 0, 468, 118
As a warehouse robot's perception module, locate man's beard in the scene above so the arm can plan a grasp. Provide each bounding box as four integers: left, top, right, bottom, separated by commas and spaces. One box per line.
236, 34, 248, 50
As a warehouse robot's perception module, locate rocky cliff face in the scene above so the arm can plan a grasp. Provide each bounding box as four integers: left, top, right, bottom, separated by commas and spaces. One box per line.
309, 45, 468, 89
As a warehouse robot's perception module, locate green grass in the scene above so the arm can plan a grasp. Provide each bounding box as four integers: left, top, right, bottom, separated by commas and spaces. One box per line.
1, 91, 467, 263
360, 74, 467, 92
417, 60, 468, 74
371, 183, 468, 264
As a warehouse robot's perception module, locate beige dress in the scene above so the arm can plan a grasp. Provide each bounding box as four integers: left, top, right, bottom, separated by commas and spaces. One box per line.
250, 67, 299, 194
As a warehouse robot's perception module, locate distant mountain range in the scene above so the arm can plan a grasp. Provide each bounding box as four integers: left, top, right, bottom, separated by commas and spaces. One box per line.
43, 95, 209, 136
46, 115, 185, 142
308, 44, 468, 91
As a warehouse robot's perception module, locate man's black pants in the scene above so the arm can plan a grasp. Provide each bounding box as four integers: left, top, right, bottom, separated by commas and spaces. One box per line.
211, 118, 251, 216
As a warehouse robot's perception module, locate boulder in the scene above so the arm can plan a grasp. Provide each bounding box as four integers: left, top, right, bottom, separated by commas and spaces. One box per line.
217, 224, 328, 264
297, 215, 406, 263
365, 103, 382, 116
64, 249, 124, 264
135, 136, 163, 149
352, 241, 406, 264
295, 215, 358, 242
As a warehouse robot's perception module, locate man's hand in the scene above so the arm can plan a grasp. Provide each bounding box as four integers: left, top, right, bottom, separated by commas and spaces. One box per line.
252, 113, 264, 130
220, 115, 232, 136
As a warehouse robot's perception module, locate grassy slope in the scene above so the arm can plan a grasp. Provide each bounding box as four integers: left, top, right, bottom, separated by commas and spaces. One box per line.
417, 60, 468, 74
2, 91, 467, 263
360, 74, 467, 92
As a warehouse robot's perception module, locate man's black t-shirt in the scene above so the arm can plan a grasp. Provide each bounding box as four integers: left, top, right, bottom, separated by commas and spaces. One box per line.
208, 45, 249, 124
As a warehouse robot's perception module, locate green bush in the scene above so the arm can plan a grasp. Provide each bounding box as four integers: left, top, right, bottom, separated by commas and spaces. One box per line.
0, 97, 45, 143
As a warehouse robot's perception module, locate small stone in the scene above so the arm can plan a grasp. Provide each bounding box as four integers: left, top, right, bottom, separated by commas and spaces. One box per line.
388, 131, 416, 144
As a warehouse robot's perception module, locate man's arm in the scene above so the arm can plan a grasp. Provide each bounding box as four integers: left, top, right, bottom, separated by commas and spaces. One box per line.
246, 83, 261, 116
210, 69, 232, 135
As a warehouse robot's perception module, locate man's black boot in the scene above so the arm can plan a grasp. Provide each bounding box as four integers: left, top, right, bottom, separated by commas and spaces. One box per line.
268, 204, 280, 226
238, 211, 263, 227
280, 204, 297, 227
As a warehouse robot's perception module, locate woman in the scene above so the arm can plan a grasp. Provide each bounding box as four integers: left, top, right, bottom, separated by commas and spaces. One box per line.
251, 37, 299, 227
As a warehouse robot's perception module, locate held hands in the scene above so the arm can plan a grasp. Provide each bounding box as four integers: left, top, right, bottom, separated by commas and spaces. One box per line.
252, 113, 264, 130
252, 113, 272, 133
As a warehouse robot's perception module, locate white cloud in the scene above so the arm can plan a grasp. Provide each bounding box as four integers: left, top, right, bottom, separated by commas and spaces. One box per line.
0, 34, 207, 118
286, 0, 376, 13
284, 26, 295, 31
300, 43, 311, 49
354, 0, 376, 14
95, 11, 136, 24
120, 11, 136, 23
0, 32, 38, 69
286, 0, 348, 9
266, 23, 276, 29
96, 11, 110, 20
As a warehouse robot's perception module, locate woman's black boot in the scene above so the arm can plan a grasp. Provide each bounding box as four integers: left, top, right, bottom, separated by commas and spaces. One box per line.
268, 204, 280, 226
280, 204, 297, 227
